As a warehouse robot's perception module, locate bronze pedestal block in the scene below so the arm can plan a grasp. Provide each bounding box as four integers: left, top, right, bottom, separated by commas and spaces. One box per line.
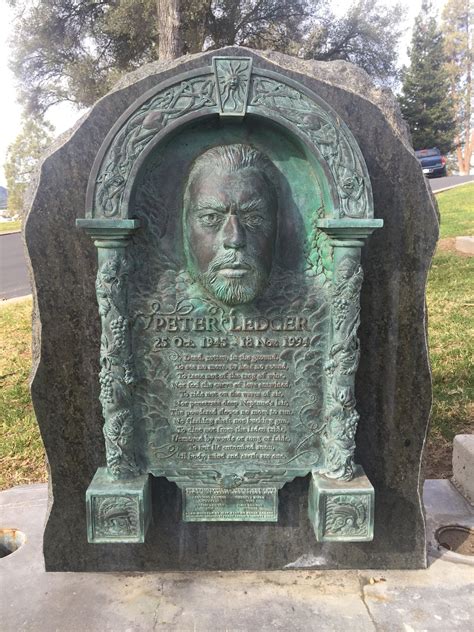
86, 468, 151, 543
309, 465, 374, 542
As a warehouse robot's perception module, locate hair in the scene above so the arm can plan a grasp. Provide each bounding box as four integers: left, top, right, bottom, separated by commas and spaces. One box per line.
183, 143, 280, 212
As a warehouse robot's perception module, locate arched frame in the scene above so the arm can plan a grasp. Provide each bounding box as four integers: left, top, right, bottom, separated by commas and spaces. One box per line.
85, 59, 375, 221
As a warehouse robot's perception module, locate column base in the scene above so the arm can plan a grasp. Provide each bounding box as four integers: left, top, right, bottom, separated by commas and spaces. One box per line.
86, 467, 151, 543
308, 465, 374, 542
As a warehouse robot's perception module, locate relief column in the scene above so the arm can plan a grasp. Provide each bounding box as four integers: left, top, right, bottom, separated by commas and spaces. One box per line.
308, 218, 382, 542
76, 218, 151, 543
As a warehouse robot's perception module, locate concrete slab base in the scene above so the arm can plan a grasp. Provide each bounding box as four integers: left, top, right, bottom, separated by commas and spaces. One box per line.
455, 236, 474, 255
1, 481, 473, 631
452, 434, 474, 504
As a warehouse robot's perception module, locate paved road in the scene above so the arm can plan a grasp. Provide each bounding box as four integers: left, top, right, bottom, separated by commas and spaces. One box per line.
429, 174, 474, 192
0, 231, 31, 300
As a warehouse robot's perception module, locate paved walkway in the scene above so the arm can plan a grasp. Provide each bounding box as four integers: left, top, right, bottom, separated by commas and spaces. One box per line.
0, 481, 473, 631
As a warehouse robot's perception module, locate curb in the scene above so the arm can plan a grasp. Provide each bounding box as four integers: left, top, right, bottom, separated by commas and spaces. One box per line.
0, 229, 21, 236
0, 294, 32, 305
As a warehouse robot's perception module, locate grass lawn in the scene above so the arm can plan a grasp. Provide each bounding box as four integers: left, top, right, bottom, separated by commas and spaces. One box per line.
0, 220, 21, 233
0, 185, 472, 489
436, 183, 474, 238
0, 298, 46, 489
424, 248, 474, 477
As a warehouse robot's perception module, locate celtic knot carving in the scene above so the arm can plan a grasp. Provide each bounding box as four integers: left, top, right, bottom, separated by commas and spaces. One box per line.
95, 76, 217, 218
249, 76, 369, 218
96, 251, 139, 478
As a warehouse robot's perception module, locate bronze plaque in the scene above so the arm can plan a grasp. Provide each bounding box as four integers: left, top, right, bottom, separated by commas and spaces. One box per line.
128, 124, 330, 520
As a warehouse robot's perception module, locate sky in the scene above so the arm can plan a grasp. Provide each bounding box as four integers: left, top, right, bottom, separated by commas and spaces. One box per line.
0, 0, 447, 188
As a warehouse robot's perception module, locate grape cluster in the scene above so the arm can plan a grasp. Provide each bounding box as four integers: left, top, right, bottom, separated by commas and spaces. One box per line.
110, 316, 127, 348
333, 296, 348, 330
99, 368, 114, 404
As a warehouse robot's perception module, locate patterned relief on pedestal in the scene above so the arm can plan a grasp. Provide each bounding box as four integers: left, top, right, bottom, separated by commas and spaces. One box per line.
85, 467, 150, 543
96, 252, 139, 479
92, 495, 139, 539
323, 494, 370, 538
322, 254, 364, 481
308, 466, 374, 542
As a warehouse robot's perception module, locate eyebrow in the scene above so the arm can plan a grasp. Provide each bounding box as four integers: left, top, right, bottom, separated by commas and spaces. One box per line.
191, 198, 267, 213
239, 199, 266, 213
192, 198, 227, 213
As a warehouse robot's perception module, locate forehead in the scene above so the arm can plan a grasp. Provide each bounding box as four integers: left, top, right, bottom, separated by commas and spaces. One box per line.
189, 167, 273, 206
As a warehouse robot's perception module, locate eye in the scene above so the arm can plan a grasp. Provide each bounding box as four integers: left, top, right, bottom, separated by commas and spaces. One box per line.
198, 212, 224, 227
242, 213, 264, 229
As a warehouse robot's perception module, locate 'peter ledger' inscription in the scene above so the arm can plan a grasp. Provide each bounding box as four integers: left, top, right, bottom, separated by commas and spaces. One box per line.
170, 350, 293, 464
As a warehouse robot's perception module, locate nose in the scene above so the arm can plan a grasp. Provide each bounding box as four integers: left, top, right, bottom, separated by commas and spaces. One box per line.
223, 214, 246, 249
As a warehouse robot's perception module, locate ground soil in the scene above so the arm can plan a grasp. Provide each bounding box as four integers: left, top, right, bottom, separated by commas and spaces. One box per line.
437, 237, 472, 256
423, 425, 473, 480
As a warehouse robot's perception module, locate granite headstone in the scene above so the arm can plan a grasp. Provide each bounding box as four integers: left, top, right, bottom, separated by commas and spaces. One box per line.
25, 47, 438, 571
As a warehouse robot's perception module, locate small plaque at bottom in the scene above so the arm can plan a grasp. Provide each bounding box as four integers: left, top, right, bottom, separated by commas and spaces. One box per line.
183, 486, 278, 522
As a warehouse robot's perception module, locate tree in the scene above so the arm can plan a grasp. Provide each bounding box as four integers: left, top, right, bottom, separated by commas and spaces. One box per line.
399, 1, 456, 153
302, 0, 404, 85
8, 0, 404, 115
4, 116, 55, 216
442, 0, 473, 174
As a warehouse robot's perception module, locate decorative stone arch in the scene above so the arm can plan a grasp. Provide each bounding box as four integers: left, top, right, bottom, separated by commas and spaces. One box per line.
77, 54, 383, 545
84, 58, 375, 221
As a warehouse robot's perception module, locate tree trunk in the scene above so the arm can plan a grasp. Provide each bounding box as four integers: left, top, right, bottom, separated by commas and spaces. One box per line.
455, 2, 472, 175
157, 0, 183, 60
456, 130, 473, 175
183, 0, 212, 54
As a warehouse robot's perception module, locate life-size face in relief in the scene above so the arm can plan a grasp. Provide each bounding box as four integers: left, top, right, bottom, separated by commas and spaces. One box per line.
183, 144, 279, 306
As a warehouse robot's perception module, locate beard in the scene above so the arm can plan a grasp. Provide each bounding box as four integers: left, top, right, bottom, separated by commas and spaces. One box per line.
196, 249, 269, 306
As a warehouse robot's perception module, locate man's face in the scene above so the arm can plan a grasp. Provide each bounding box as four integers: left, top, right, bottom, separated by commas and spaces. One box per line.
184, 166, 277, 305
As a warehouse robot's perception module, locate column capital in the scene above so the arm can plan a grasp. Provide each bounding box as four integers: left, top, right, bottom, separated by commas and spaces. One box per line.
315, 218, 383, 246
76, 218, 141, 247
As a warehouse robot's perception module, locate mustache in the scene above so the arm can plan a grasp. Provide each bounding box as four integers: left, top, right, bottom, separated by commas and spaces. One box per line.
207, 250, 257, 275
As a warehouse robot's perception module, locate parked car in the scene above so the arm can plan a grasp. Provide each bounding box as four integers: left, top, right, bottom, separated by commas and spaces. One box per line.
415, 148, 447, 177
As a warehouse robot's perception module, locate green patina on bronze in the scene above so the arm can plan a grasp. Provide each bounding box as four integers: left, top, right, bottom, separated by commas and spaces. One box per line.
86, 467, 151, 543
77, 55, 382, 543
